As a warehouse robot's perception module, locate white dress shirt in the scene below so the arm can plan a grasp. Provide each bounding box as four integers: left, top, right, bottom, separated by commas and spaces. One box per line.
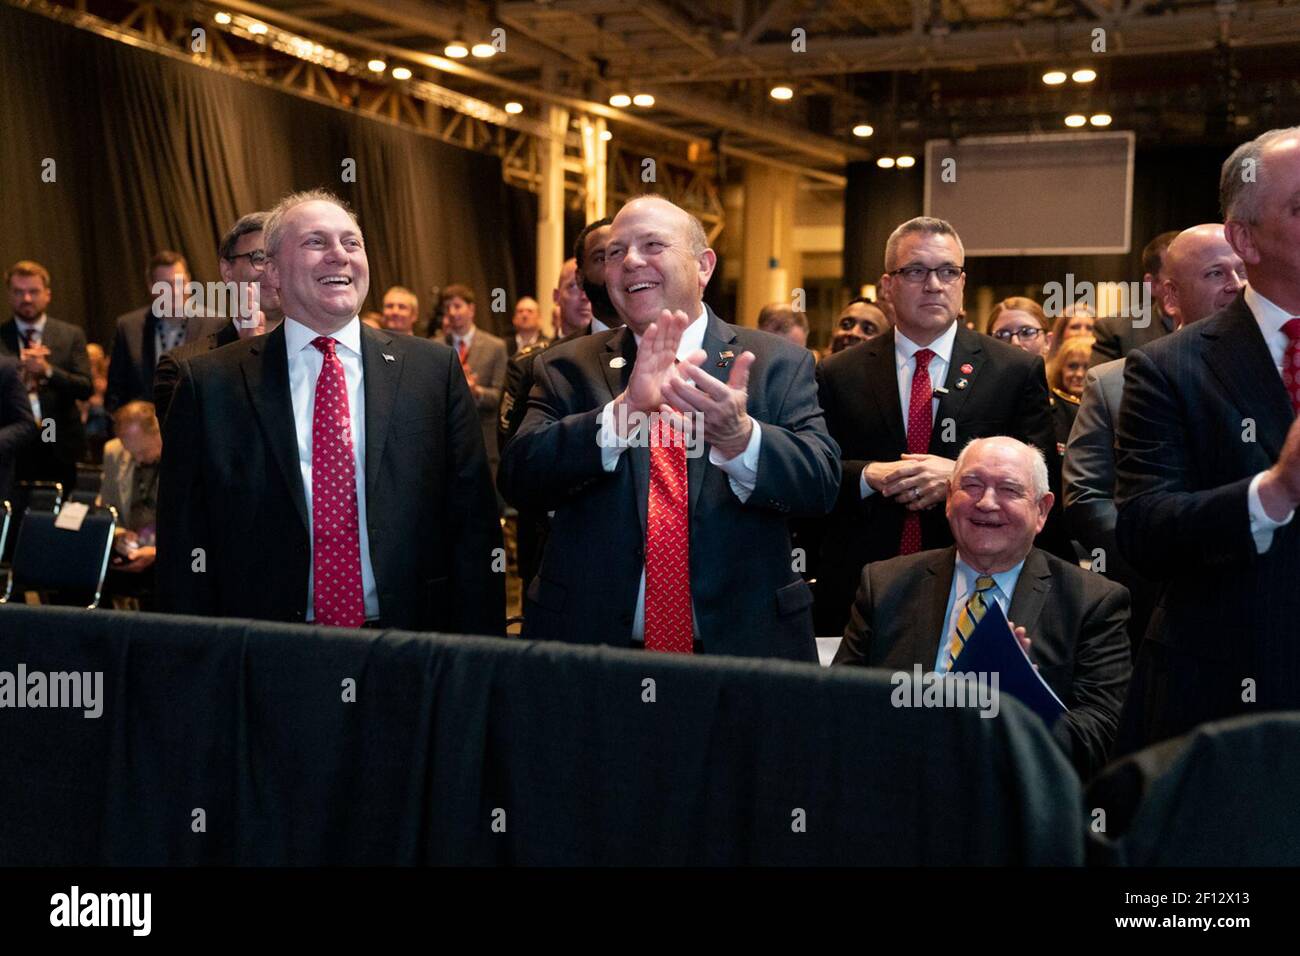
451, 326, 476, 354
1243, 286, 1298, 551
935, 554, 1025, 673
859, 320, 959, 499
595, 308, 763, 641
284, 316, 380, 621
14, 313, 48, 419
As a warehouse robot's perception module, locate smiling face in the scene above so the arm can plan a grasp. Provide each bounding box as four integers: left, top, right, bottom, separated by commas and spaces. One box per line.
880, 231, 965, 347
1162, 225, 1246, 327
605, 198, 716, 335
946, 438, 1053, 573
1227, 134, 1300, 312
264, 200, 368, 335
382, 288, 417, 334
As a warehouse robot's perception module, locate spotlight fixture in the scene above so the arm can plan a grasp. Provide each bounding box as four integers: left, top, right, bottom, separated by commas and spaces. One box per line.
609, 93, 631, 108
852, 124, 874, 138
1042, 70, 1067, 86
504, 101, 523, 114
1072, 68, 1097, 84
600, 130, 612, 141
770, 85, 794, 101
367, 59, 386, 73
247, 21, 267, 35
471, 43, 496, 58
391, 66, 412, 80
632, 93, 655, 107
1089, 112, 1112, 127
444, 40, 469, 58
1064, 113, 1087, 128
877, 156, 896, 168
214, 11, 231, 24
896, 155, 916, 168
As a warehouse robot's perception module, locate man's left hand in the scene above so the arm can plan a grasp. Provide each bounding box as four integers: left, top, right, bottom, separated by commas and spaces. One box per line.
880, 453, 955, 511
20, 345, 52, 379
661, 349, 756, 460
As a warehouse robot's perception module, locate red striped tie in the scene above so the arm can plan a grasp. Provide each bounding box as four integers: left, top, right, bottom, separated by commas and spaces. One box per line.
899, 348, 935, 555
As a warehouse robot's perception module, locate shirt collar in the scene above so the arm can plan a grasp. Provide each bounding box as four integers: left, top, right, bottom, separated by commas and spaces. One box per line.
14, 314, 47, 334
591, 317, 610, 334
632, 307, 708, 358
453, 326, 477, 347
895, 320, 958, 367
1245, 285, 1296, 331
284, 315, 362, 357
954, 552, 1025, 605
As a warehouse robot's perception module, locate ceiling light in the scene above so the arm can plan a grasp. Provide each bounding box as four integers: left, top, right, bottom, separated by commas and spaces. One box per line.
609, 93, 631, 108
1072, 68, 1097, 84
471, 43, 496, 58
770, 85, 794, 101
214, 11, 231, 24
391, 66, 411, 80
896, 155, 916, 168
1042, 70, 1067, 86
632, 93, 655, 107
504, 101, 523, 114
852, 124, 874, 138
1064, 113, 1087, 128
368, 59, 386, 73
600, 130, 612, 141
444, 41, 469, 58
1089, 112, 1112, 127
877, 156, 895, 168
247, 21, 267, 35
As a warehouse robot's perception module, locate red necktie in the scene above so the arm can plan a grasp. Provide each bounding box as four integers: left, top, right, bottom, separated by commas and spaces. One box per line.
899, 347, 935, 555
457, 339, 468, 366
1282, 319, 1300, 415
644, 417, 692, 653
310, 336, 365, 627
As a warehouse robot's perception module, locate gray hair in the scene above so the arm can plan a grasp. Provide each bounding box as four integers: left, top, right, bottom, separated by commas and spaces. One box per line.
953, 436, 1050, 501
884, 216, 964, 271
1220, 126, 1300, 223
264, 189, 360, 256
218, 212, 268, 261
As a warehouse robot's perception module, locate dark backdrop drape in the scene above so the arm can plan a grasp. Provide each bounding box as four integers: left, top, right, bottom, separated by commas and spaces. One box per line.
844, 145, 1229, 300
0, 3, 535, 345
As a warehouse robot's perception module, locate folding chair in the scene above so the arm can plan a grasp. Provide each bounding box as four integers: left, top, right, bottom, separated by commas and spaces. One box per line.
1, 505, 117, 608
0, 500, 10, 562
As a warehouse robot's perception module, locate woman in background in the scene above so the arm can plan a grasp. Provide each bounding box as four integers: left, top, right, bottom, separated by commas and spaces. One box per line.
987, 297, 1052, 358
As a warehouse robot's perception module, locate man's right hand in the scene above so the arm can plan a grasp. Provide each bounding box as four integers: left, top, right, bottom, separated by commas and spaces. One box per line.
863, 460, 899, 493
614, 309, 689, 432
1259, 413, 1300, 520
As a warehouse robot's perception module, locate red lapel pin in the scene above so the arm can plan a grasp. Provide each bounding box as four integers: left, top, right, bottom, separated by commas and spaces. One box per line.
960, 362, 973, 374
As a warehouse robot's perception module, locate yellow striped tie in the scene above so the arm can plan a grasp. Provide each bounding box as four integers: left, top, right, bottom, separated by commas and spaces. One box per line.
946, 575, 997, 669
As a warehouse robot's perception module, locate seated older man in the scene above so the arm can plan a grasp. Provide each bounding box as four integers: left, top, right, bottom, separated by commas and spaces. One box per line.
833, 436, 1131, 778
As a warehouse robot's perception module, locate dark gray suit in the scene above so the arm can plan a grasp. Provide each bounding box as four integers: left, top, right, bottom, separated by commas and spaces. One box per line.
833, 545, 1132, 778
498, 307, 840, 661
107, 306, 224, 412
153, 320, 241, 422
1088, 309, 1174, 368
0, 357, 39, 503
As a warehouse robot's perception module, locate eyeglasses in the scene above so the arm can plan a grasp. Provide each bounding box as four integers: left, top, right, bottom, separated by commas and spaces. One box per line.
889, 264, 965, 285
226, 249, 268, 269
992, 327, 1045, 343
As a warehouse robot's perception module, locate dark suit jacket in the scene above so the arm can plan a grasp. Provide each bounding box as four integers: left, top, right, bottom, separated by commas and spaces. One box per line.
0, 357, 39, 502
1089, 308, 1174, 368
107, 306, 224, 412
1114, 291, 1300, 744
832, 546, 1132, 778
157, 321, 505, 635
498, 307, 840, 661
813, 324, 1061, 635
0, 316, 93, 467
153, 320, 240, 422
506, 333, 550, 359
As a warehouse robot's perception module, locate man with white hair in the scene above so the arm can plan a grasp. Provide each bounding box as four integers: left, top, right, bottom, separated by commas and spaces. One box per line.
835, 436, 1132, 778
157, 189, 504, 634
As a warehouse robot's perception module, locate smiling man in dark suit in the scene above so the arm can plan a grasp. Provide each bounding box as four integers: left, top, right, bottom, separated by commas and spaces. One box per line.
158, 189, 503, 634
814, 217, 1059, 635
499, 196, 839, 660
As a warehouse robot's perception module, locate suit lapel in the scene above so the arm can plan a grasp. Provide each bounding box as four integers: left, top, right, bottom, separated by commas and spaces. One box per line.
1006, 548, 1052, 637
602, 328, 648, 534
361, 325, 401, 502
902, 548, 959, 670
1203, 294, 1291, 460
930, 326, 984, 456
860, 331, 906, 452
689, 308, 738, 515
143, 311, 158, 377
242, 324, 309, 533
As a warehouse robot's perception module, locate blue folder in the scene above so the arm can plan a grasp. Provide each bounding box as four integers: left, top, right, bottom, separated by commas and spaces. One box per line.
951, 602, 1067, 726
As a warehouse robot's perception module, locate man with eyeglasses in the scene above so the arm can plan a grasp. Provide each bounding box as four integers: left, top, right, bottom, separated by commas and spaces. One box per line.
154, 213, 284, 421
814, 216, 1059, 635
107, 251, 225, 413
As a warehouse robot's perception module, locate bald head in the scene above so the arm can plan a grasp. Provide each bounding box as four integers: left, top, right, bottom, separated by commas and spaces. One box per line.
1161, 224, 1245, 327
512, 295, 541, 336
605, 196, 716, 333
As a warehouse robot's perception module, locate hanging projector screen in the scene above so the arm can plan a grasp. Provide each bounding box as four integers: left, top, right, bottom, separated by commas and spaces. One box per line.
923, 131, 1135, 255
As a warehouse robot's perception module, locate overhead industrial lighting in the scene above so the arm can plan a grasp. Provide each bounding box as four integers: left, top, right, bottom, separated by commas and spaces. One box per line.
600, 130, 612, 141
1072, 68, 1098, 84
1089, 112, 1113, 127
852, 124, 874, 138
877, 156, 896, 168
213, 11, 231, 24
471, 42, 496, 58
504, 101, 523, 114
632, 93, 655, 107
391, 66, 412, 81
367, 59, 386, 73
770, 85, 794, 101
444, 40, 469, 58
1042, 70, 1067, 86
608, 93, 632, 108
247, 21, 267, 35
1064, 113, 1088, 128
896, 155, 916, 168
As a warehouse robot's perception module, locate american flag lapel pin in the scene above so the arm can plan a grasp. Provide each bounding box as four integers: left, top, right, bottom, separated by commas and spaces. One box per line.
382, 353, 395, 363
717, 349, 735, 368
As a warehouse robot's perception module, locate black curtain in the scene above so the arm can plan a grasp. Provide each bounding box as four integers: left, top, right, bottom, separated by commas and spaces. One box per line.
0, 3, 531, 346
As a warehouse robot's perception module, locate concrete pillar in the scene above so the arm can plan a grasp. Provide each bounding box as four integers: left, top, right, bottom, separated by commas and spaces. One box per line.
537, 102, 568, 337
581, 115, 608, 223
738, 163, 801, 328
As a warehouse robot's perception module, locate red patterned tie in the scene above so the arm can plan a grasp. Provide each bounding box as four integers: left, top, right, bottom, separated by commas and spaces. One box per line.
310, 336, 365, 627
644, 416, 692, 653
1282, 319, 1300, 415
899, 347, 935, 555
